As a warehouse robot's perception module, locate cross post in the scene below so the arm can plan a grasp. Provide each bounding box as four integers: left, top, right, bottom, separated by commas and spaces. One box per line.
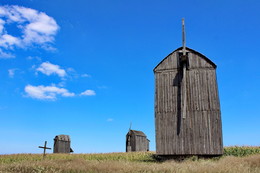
181, 18, 187, 119
38, 141, 51, 158
182, 18, 186, 56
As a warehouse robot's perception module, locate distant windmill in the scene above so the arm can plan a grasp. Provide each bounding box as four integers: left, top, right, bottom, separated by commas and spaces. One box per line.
154, 19, 223, 156
125, 123, 150, 152
53, 135, 73, 153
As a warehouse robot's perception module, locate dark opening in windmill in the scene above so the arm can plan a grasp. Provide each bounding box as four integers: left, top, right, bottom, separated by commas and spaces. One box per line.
154, 19, 223, 156
126, 129, 150, 152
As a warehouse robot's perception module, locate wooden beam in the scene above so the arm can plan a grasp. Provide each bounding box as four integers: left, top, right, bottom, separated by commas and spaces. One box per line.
182, 18, 186, 56
38, 141, 51, 158
182, 64, 187, 119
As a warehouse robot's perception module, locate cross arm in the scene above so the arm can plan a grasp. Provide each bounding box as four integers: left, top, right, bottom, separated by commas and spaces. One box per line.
38, 146, 51, 150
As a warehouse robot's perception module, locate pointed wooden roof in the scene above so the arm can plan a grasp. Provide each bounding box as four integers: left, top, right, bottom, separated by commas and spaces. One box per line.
127, 130, 147, 137
153, 47, 217, 72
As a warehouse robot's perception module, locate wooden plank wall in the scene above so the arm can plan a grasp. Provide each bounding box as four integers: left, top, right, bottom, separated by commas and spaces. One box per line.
127, 133, 149, 152
154, 50, 223, 155
135, 136, 149, 151
129, 134, 136, 151
54, 141, 71, 153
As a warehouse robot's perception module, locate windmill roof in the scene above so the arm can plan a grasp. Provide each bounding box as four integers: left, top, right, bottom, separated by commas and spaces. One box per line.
54, 134, 71, 141
153, 47, 217, 72
128, 130, 147, 137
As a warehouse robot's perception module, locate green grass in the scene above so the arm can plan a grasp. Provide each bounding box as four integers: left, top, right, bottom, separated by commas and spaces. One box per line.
224, 146, 260, 157
0, 152, 155, 164
1, 146, 259, 164
0, 146, 259, 173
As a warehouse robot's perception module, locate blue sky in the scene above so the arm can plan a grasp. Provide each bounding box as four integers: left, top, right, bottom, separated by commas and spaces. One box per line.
0, 0, 259, 154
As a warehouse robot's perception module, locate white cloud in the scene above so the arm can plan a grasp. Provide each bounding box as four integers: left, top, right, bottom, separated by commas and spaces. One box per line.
27, 56, 42, 61
8, 68, 16, 78
0, 34, 21, 49
24, 84, 75, 100
97, 85, 108, 89
0, 5, 59, 58
57, 81, 66, 87
67, 68, 75, 72
36, 62, 66, 77
80, 90, 96, 96
0, 49, 14, 58
0, 19, 5, 34
81, 74, 91, 78
107, 118, 114, 122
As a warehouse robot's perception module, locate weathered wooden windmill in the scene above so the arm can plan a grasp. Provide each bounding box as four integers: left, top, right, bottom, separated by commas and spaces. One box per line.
53, 135, 73, 153
126, 129, 150, 152
154, 19, 223, 156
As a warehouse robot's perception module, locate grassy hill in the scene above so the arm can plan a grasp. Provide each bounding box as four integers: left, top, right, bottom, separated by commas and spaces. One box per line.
0, 146, 259, 173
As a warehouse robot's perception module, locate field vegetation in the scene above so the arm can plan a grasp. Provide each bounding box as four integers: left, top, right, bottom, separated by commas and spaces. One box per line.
0, 146, 259, 173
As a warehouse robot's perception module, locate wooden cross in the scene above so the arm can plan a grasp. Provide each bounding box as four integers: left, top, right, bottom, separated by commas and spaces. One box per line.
182, 18, 186, 56
181, 18, 187, 119
38, 141, 51, 158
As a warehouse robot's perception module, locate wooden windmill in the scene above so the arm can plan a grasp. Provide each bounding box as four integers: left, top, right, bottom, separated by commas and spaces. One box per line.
53, 135, 73, 153
154, 19, 223, 156
126, 129, 150, 152
126, 123, 150, 152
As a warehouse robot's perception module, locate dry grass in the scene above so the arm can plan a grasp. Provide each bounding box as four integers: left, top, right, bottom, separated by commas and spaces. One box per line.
0, 149, 259, 173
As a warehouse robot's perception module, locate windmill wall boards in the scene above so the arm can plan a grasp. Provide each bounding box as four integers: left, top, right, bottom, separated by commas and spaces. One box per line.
154, 19, 223, 156
126, 130, 150, 152
53, 135, 74, 153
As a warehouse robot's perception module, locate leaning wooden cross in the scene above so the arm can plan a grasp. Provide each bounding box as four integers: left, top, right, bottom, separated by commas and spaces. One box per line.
38, 141, 51, 158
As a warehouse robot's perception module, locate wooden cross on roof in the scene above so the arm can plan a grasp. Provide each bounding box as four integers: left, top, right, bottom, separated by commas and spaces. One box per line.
181, 18, 187, 119
38, 141, 51, 158
182, 18, 186, 56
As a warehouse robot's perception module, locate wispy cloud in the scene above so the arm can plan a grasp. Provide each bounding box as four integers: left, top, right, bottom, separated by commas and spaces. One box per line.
0, 34, 21, 49
0, 49, 15, 59
97, 86, 108, 89
27, 56, 42, 61
24, 84, 75, 100
36, 62, 66, 77
107, 118, 114, 122
81, 74, 91, 78
80, 90, 96, 96
8, 68, 17, 78
0, 5, 59, 58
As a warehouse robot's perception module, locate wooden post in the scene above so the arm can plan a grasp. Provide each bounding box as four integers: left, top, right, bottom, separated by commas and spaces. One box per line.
182, 18, 186, 56
182, 18, 187, 119
182, 64, 187, 119
38, 141, 51, 159
129, 122, 132, 131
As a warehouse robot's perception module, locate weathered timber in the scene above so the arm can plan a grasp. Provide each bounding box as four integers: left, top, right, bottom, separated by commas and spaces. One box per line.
38, 141, 51, 158
53, 135, 73, 153
154, 47, 223, 156
126, 130, 150, 152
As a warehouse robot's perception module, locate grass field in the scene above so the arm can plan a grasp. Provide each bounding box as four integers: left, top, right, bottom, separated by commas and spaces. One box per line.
0, 146, 259, 173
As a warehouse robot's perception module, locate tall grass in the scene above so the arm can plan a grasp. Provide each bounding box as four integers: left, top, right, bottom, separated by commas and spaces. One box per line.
224, 146, 260, 157
0, 152, 155, 164
0, 146, 259, 173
